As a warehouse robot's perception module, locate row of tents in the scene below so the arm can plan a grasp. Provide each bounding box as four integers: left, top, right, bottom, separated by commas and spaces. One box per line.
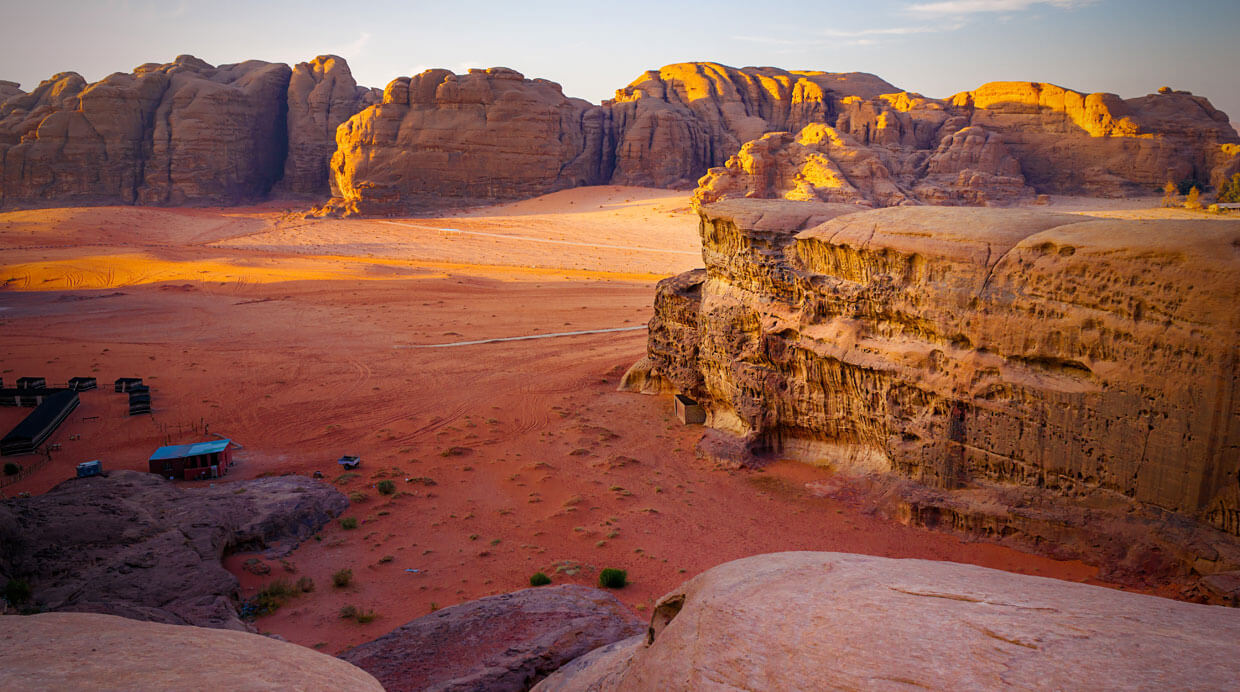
1, 376, 149, 456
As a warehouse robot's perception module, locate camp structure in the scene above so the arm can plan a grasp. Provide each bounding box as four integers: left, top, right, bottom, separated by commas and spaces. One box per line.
114, 377, 143, 393
16, 377, 46, 390
68, 377, 97, 391
674, 394, 706, 425
76, 460, 102, 478
128, 391, 152, 416
338, 455, 361, 470
148, 439, 233, 481
0, 390, 80, 456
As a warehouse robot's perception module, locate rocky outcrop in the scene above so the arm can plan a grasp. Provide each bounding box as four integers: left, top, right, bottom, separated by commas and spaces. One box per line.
534, 552, 1240, 691
320, 67, 612, 215
0, 470, 347, 630
0, 612, 384, 691
282, 55, 379, 196
635, 200, 1240, 575
340, 584, 643, 692
0, 54, 376, 208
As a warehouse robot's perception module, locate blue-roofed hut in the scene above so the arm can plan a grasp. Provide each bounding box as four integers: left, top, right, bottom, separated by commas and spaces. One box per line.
148, 439, 233, 480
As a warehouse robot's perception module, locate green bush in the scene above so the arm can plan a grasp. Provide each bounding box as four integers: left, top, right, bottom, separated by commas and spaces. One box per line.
339, 604, 358, 619
376, 480, 396, 495
332, 568, 354, 588
598, 568, 627, 589
252, 578, 298, 614
1219, 173, 1240, 204
296, 576, 315, 593
340, 517, 358, 530
3, 578, 31, 604
529, 572, 552, 586
347, 490, 368, 503
3, 462, 20, 477
355, 609, 379, 623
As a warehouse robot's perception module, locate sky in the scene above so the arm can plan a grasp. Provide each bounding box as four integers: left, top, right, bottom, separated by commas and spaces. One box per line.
1, 0, 1237, 124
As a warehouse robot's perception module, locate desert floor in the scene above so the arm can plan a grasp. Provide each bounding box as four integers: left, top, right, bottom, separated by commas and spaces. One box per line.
0, 188, 1191, 653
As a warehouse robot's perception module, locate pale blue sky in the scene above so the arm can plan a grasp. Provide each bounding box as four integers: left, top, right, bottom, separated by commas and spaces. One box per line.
1, 0, 1237, 124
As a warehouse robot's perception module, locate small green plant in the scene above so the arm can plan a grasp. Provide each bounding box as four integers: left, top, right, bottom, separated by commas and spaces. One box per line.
339, 604, 358, 619
355, 609, 379, 623
529, 572, 552, 586
348, 490, 368, 503
332, 568, 354, 588
296, 576, 315, 593
252, 578, 298, 614
1218, 173, 1240, 204
340, 517, 359, 530
3, 578, 31, 604
3, 462, 20, 477
376, 480, 396, 495
598, 568, 627, 589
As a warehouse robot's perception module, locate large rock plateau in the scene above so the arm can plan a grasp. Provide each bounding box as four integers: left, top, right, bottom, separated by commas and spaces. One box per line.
535, 552, 1240, 691
0, 470, 347, 630
628, 199, 1240, 580
0, 611, 384, 691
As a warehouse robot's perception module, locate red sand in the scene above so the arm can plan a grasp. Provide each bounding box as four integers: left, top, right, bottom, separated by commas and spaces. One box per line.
1, 187, 1145, 654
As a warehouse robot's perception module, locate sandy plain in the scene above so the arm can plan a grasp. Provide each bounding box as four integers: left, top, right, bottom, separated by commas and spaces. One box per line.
2, 187, 1177, 653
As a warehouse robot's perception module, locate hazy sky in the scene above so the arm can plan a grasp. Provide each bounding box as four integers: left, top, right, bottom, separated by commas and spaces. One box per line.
1, 0, 1237, 123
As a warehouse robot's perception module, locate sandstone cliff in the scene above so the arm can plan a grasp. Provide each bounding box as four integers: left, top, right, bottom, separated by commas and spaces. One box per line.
535, 552, 1240, 691
631, 200, 1240, 574
0, 612, 384, 691
0, 54, 374, 208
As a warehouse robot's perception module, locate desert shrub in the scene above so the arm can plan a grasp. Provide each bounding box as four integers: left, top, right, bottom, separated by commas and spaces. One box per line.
529, 572, 552, 586
1185, 186, 1203, 210
339, 604, 358, 619
355, 609, 379, 623
1160, 181, 1178, 207
252, 578, 298, 614
3, 578, 31, 604
296, 576, 315, 593
334, 472, 359, 485
3, 462, 20, 476
340, 517, 358, 530
378, 555, 394, 564
348, 490, 368, 503
598, 568, 627, 589
376, 480, 396, 495
1218, 173, 1240, 203
332, 568, 354, 588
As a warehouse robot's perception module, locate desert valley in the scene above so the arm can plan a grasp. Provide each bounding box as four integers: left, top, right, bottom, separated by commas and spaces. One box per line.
1, 32, 1239, 692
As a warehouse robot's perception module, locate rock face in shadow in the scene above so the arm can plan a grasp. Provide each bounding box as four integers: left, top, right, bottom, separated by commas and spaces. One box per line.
0, 470, 347, 630
340, 584, 643, 692
0, 54, 376, 208
0, 612, 384, 691
282, 54, 380, 196
534, 552, 1240, 691
635, 200, 1240, 574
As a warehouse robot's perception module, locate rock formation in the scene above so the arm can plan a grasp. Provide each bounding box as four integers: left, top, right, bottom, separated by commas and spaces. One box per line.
320, 67, 611, 215
629, 199, 1240, 577
534, 552, 1240, 691
0, 54, 375, 208
0, 612, 384, 691
282, 55, 380, 196
340, 584, 643, 691
0, 470, 347, 630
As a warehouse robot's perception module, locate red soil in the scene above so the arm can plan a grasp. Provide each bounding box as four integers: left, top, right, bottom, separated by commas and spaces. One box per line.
0, 187, 1130, 654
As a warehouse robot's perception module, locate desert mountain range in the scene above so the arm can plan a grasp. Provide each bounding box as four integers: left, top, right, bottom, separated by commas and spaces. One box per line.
2, 55, 1238, 212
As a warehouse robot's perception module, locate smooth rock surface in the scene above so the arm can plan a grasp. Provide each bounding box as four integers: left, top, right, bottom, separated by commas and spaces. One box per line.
0, 469, 347, 630
340, 584, 643, 692
536, 552, 1240, 691
0, 612, 383, 691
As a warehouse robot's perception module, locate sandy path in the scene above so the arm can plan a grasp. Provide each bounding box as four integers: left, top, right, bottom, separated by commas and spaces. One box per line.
0, 188, 1181, 654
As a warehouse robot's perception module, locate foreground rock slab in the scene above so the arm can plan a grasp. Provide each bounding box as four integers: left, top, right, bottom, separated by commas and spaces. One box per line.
0, 612, 383, 691
0, 470, 347, 630
341, 584, 643, 692
536, 552, 1240, 691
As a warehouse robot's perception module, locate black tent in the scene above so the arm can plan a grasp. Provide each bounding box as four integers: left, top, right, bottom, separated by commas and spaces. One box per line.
68, 377, 97, 391
16, 377, 46, 390
114, 378, 143, 393
1, 390, 79, 456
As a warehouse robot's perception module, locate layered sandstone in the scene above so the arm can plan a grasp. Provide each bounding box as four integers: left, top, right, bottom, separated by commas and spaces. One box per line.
0, 470, 347, 630
0, 54, 375, 208
636, 200, 1240, 565
535, 552, 1240, 691
321, 67, 611, 215
0, 612, 384, 691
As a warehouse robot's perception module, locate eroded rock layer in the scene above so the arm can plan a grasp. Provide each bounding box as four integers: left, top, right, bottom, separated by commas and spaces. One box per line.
534, 552, 1240, 691
642, 201, 1240, 544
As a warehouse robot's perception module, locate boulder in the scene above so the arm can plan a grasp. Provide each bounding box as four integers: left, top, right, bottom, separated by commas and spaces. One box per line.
535, 552, 1240, 691
282, 54, 377, 196
0, 612, 383, 691
340, 584, 643, 692
0, 470, 347, 630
